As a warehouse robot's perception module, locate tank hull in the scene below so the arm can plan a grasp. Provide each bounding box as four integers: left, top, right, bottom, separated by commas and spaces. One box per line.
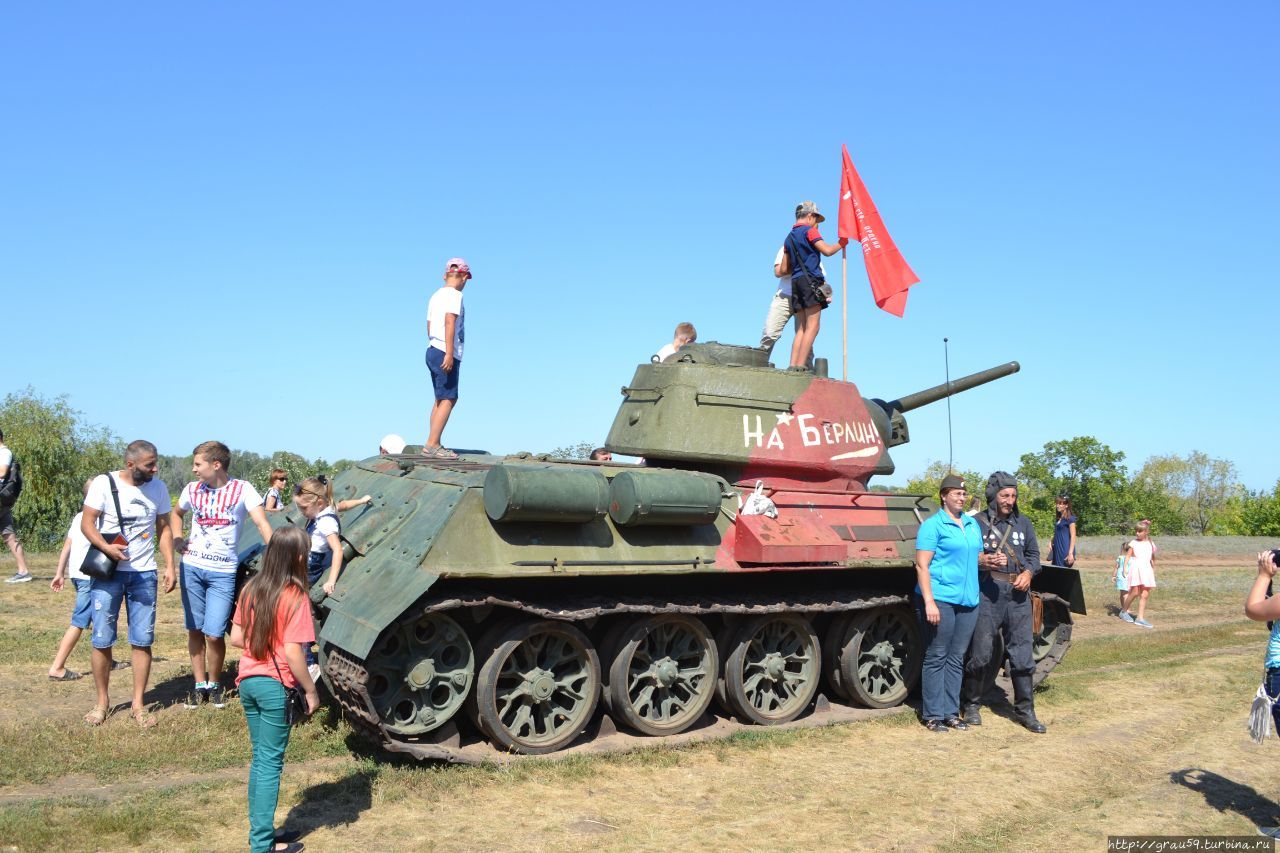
240, 451, 1079, 763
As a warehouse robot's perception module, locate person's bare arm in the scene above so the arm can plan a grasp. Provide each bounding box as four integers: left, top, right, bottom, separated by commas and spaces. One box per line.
775, 253, 790, 277
249, 506, 273, 543
915, 550, 940, 625
82, 507, 127, 562
284, 642, 320, 713
336, 496, 372, 512
1245, 552, 1280, 621
814, 238, 847, 257
321, 533, 344, 596
441, 313, 458, 372
170, 506, 187, 555
229, 621, 245, 649
264, 492, 281, 512
1067, 521, 1077, 566
157, 514, 176, 593
51, 535, 73, 591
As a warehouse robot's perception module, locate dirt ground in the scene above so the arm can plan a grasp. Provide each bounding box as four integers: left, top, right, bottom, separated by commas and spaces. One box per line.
1, 552, 1276, 851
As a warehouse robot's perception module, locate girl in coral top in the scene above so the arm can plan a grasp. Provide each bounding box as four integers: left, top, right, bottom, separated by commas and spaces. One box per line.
229, 526, 318, 853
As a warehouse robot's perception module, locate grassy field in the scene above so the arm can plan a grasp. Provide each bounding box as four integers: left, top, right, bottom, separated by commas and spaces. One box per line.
0, 546, 1276, 851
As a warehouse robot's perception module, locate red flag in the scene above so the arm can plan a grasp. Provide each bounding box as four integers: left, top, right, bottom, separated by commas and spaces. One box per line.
838, 144, 919, 317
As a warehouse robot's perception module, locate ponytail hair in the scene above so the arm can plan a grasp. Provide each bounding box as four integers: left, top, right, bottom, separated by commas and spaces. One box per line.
295, 474, 333, 509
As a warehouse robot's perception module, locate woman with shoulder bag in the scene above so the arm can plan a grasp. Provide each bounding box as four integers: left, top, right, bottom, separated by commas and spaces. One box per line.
229, 526, 319, 853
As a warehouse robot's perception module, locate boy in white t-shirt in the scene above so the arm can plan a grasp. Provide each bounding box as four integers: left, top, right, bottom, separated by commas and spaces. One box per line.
652, 322, 697, 363
170, 440, 274, 708
48, 477, 96, 681
424, 257, 473, 460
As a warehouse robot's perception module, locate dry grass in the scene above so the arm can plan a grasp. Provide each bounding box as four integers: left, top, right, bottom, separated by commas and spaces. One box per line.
1, 550, 1276, 851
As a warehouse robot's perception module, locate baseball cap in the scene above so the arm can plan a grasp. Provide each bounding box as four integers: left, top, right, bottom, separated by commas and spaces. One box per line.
795, 201, 825, 223
379, 433, 407, 455
939, 474, 966, 493
444, 257, 472, 279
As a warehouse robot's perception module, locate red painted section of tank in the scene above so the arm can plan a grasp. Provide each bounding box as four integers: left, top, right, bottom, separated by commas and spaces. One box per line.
736, 376, 886, 490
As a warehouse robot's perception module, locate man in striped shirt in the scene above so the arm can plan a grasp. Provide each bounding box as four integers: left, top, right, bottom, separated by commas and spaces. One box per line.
171, 440, 274, 708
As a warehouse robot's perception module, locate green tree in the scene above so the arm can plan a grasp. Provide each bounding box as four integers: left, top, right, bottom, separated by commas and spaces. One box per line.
903, 460, 984, 508
1224, 482, 1280, 537
1133, 451, 1243, 534
547, 441, 596, 460
1018, 436, 1131, 535
0, 388, 121, 549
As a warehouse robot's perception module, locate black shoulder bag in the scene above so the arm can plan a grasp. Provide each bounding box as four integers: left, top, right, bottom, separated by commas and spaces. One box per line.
785, 232, 831, 309
270, 647, 310, 726
80, 474, 129, 582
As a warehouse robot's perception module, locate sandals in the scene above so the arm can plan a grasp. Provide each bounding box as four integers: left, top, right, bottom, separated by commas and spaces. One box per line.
84, 706, 109, 727
49, 669, 82, 682
129, 707, 158, 729
422, 445, 459, 460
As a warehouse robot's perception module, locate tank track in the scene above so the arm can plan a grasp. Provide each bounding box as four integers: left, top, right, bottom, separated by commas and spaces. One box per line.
323, 587, 1073, 765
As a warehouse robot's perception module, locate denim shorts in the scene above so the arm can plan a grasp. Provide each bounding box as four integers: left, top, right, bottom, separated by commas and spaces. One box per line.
425, 346, 461, 401
90, 570, 158, 649
180, 562, 237, 637
69, 578, 93, 629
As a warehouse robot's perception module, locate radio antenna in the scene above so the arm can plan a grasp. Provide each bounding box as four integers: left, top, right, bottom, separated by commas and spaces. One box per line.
943, 337, 954, 472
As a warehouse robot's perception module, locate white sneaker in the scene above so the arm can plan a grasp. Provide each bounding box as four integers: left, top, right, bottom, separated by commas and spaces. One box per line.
4, 572, 32, 584
307, 664, 322, 683
1119, 611, 1135, 623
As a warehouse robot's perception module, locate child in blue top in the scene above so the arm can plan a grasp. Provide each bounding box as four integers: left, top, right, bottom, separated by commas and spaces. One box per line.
1245, 552, 1280, 748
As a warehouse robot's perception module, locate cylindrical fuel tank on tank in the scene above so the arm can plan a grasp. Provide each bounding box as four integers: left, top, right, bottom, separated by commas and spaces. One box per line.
608, 470, 725, 527
483, 465, 610, 523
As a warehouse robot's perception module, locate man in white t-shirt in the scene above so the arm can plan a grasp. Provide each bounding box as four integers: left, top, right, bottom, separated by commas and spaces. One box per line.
80, 439, 175, 728
0, 429, 32, 583
171, 440, 273, 708
424, 257, 472, 460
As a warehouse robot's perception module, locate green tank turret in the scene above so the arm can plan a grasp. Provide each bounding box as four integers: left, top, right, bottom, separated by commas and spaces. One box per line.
236, 343, 1082, 763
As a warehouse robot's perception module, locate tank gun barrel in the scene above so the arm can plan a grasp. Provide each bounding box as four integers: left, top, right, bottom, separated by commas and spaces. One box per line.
886, 361, 1020, 414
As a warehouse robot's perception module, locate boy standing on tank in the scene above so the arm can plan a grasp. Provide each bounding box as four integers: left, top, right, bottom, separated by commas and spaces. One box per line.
171, 441, 274, 708
424, 258, 472, 460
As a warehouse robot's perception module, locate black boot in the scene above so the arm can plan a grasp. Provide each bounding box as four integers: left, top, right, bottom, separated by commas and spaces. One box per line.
960, 673, 983, 726
1012, 675, 1046, 733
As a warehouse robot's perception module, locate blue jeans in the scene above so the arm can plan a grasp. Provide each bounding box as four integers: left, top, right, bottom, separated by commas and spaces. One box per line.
180, 562, 237, 637
241, 675, 293, 853
303, 552, 330, 666
69, 578, 93, 629
90, 571, 158, 648
1266, 669, 1280, 735
915, 597, 978, 721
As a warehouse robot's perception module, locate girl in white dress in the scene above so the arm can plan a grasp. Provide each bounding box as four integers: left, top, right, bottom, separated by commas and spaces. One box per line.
1120, 520, 1158, 628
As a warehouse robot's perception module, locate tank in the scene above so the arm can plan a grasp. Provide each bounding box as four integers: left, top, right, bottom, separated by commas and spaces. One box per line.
237, 342, 1084, 763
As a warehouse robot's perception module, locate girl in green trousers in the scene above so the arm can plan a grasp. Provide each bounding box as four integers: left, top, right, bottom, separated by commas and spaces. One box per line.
229, 527, 319, 853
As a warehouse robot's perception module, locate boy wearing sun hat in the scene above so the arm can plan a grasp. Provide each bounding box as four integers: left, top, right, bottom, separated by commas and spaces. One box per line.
424, 258, 472, 459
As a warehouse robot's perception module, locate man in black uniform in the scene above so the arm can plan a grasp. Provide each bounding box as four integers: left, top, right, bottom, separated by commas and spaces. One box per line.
960, 471, 1047, 733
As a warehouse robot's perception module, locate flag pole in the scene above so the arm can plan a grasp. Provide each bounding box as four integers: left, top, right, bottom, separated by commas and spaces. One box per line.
841, 246, 848, 381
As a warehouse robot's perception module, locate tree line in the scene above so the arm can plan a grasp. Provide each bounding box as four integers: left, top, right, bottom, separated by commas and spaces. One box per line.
902, 436, 1276, 539
1, 388, 355, 549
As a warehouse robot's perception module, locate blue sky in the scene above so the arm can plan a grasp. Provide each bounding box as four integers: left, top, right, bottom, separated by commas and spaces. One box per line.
2, 2, 1276, 489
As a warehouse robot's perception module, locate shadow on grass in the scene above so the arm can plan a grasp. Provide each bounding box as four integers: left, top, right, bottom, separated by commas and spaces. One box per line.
284, 767, 376, 835
1171, 768, 1280, 827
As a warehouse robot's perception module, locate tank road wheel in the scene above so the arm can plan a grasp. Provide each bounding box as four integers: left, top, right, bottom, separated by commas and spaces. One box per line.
601, 615, 718, 736
822, 614, 855, 701
721, 613, 820, 725
364, 612, 474, 736
473, 619, 600, 755
837, 607, 922, 709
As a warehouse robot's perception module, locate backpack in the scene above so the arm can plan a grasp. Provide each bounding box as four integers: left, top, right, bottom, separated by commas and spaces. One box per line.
0, 456, 22, 509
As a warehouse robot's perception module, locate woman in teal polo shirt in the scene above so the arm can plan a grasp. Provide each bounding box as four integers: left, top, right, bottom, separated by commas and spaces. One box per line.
914, 474, 982, 732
